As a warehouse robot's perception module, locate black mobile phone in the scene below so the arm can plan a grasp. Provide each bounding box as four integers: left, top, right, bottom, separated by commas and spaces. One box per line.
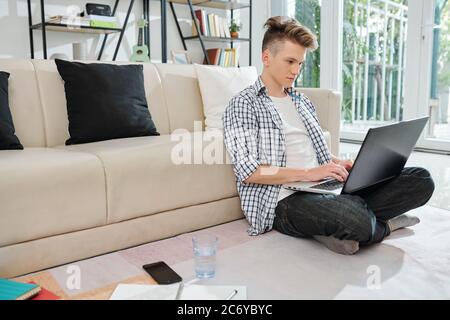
142, 261, 182, 284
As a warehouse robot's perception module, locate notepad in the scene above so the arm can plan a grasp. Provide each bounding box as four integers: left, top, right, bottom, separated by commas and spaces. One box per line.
110, 283, 247, 300
0, 278, 41, 300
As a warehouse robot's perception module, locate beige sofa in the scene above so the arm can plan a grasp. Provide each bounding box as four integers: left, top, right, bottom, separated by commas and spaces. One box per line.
0, 59, 341, 278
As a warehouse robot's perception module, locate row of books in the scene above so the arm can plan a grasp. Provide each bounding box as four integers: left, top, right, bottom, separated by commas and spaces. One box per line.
46, 14, 119, 29
193, 9, 231, 38
204, 48, 239, 67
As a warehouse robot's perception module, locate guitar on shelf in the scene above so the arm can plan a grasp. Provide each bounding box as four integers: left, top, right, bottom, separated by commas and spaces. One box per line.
131, 18, 150, 62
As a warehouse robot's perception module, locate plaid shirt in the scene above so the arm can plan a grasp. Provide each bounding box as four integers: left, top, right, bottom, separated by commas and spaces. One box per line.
223, 77, 332, 235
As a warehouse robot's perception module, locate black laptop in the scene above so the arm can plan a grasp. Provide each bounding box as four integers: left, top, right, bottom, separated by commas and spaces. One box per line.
284, 117, 429, 195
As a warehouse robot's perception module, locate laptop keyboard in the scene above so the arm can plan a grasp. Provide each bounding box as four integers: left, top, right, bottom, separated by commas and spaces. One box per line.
310, 179, 344, 191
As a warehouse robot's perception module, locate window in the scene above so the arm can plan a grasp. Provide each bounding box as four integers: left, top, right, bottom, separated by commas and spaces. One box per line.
294, 0, 321, 88
428, 0, 450, 141
342, 0, 408, 131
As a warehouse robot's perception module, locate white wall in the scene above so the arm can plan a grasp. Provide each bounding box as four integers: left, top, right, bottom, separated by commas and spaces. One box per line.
0, 0, 270, 72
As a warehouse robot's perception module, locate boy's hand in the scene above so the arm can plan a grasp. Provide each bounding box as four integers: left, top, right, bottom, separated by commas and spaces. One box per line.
332, 158, 354, 171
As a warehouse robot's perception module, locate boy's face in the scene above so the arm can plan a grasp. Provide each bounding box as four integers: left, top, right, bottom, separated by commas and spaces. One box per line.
262, 40, 307, 88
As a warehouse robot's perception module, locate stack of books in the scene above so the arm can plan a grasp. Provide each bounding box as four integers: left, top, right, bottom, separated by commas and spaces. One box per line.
0, 278, 60, 300
204, 48, 239, 67
193, 9, 231, 38
87, 15, 119, 28
47, 15, 90, 27
47, 15, 119, 29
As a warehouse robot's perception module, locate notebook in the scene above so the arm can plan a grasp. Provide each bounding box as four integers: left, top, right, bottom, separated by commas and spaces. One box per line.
28, 282, 60, 300
0, 278, 41, 300
110, 283, 247, 300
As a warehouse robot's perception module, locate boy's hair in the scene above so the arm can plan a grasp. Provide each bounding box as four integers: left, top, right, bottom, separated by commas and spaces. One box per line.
262, 16, 318, 54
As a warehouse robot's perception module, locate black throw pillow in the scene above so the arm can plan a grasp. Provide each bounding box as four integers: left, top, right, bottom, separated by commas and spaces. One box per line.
0, 71, 23, 150
55, 59, 159, 145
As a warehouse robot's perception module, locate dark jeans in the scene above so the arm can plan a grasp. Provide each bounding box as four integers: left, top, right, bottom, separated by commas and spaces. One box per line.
273, 167, 435, 245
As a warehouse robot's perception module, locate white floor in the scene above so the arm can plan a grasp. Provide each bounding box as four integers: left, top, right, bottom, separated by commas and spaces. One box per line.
170, 143, 450, 299
173, 205, 450, 299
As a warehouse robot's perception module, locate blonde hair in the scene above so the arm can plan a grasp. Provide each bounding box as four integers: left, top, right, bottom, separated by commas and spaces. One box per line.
262, 16, 318, 54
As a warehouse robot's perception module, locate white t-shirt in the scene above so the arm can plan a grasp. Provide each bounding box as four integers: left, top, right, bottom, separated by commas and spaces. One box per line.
269, 95, 320, 202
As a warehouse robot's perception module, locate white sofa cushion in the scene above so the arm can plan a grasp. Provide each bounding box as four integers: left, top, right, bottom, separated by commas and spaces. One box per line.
194, 64, 258, 130
154, 64, 205, 132
57, 134, 238, 224
0, 148, 107, 247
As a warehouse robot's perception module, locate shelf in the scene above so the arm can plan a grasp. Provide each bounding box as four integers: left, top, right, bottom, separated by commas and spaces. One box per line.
31, 23, 122, 34
168, 0, 250, 10
161, 0, 252, 65
184, 35, 250, 42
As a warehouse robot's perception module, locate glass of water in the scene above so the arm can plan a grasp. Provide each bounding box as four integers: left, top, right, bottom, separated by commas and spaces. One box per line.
192, 234, 218, 278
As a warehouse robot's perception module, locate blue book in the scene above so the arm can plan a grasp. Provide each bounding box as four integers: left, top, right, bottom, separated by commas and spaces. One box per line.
0, 278, 41, 300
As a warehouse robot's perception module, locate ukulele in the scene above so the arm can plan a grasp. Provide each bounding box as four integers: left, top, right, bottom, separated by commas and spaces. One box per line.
131, 19, 150, 62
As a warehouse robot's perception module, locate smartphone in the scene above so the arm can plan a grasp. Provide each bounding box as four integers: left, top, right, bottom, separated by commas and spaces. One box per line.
142, 261, 182, 284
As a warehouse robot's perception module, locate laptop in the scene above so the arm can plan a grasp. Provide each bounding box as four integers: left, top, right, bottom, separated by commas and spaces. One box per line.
284, 117, 429, 195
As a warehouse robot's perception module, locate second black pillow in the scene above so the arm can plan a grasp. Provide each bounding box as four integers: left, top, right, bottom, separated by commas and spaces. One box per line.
55, 59, 159, 145
0, 71, 23, 150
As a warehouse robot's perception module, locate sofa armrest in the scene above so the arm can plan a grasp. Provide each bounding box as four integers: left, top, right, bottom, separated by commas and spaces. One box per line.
295, 88, 341, 156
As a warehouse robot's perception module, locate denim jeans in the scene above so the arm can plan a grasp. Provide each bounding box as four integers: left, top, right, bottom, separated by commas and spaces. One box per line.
273, 167, 435, 245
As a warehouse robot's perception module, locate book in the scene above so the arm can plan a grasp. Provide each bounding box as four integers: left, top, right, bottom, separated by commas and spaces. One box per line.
0, 278, 41, 300
208, 13, 216, 37
47, 15, 91, 26
203, 48, 221, 65
86, 14, 117, 22
90, 20, 119, 28
46, 14, 118, 28
214, 15, 221, 37
194, 9, 206, 36
110, 283, 247, 300
28, 282, 60, 300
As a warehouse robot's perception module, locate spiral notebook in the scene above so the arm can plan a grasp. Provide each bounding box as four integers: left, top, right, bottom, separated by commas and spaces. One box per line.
110, 283, 247, 300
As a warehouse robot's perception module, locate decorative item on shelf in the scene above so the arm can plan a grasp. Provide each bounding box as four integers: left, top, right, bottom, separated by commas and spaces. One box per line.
131, 19, 150, 62
171, 50, 192, 64
49, 53, 70, 60
229, 19, 242, 39
72, 41, 87, 60
85, 3, 112, 16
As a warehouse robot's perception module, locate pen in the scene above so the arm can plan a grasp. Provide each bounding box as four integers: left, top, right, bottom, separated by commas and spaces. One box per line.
225, 289, 238, 300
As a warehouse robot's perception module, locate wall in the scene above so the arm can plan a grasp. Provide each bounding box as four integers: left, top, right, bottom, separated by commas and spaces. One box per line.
0, 0, 270, 73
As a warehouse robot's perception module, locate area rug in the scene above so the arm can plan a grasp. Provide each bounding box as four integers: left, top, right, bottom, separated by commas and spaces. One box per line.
14, 205, 450, 299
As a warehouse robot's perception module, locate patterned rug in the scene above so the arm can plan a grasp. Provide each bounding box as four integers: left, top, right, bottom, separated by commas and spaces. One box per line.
13, 219, 256, 300
13, 205, 450, 299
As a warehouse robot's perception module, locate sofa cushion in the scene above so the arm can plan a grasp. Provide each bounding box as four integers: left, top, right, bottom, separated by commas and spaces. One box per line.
0, 148, 107, 247
58, 134, 238, 224
0, 60, 46, 147
0, 71, 23, 150
194, 64, 257, 130
154, 64, 205, 132
55, 59, 160, 145
31, 60, 170, 147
